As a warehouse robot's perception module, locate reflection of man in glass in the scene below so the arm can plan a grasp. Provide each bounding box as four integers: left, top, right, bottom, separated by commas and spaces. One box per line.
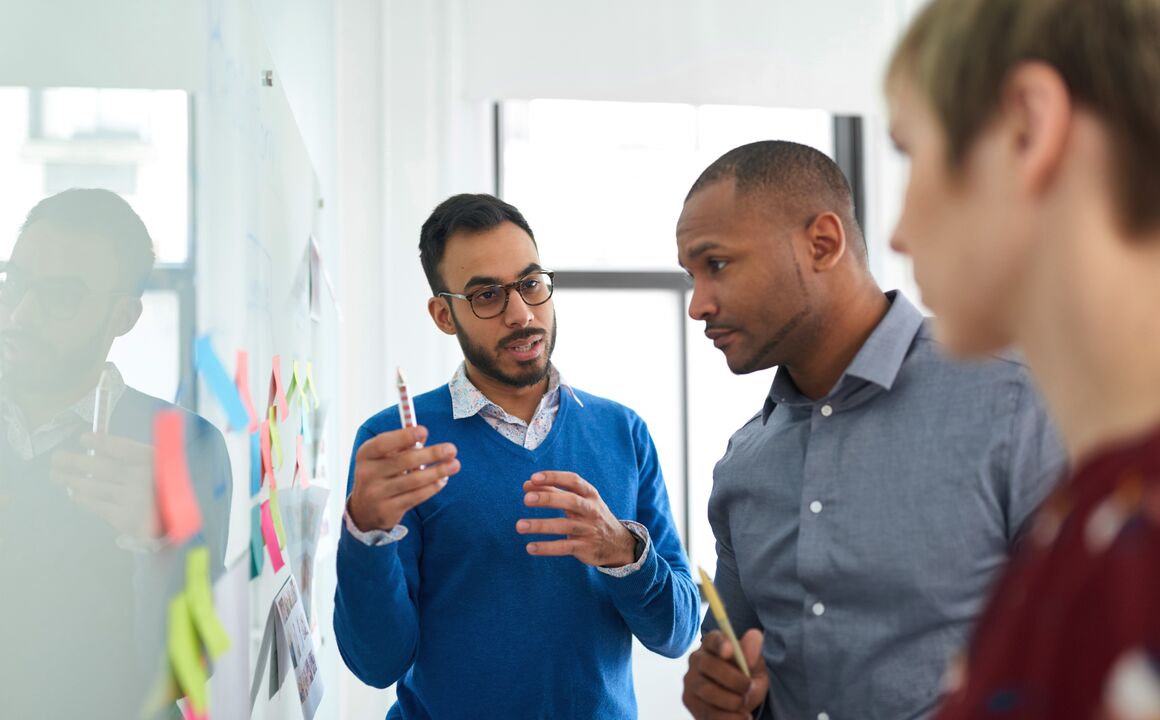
0, 188, 232, 719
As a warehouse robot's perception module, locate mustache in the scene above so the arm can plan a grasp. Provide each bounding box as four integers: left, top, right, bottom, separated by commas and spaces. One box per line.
496, 327, 547, 349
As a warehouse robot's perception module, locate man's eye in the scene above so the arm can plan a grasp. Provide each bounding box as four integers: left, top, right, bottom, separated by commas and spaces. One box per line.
708, 259, 728, 272
476, 289, 499, 302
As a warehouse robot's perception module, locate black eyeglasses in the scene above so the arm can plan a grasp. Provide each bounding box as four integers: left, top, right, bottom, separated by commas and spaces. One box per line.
0, 267, 128, 320
438, 270, 555, 319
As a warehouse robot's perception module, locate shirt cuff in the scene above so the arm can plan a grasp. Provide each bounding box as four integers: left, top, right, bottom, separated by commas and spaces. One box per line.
597, 520, 651, 578
343, 498, 408, 546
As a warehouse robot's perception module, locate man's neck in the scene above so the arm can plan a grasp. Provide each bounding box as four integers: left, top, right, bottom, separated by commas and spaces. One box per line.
464, 363, 550, 424
1016, 216, 1160, 465
784, 284, 890, 401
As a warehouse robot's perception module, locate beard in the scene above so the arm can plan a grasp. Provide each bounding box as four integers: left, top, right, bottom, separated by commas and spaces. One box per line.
0, 324, 111, 393
450, 309, 558, 389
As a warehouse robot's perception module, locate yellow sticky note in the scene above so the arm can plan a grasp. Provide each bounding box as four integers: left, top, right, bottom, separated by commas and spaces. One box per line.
167, 593, 209, 714
185, 547, 232, 660
270, 484, 287, 548
286, 360, 302, 404
698, 566, 750, 678
305, 361, 320, 409
268, 406, 284, 469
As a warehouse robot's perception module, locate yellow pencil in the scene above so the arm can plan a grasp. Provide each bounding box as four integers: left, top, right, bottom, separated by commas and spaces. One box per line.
698, 566, 750, 678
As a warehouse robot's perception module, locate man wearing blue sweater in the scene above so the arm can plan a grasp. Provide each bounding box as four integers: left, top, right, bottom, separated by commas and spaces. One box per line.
334, 193, 700, 719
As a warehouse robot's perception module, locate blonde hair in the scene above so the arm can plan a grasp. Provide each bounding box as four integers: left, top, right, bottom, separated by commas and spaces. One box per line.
887, 0, 1160, 234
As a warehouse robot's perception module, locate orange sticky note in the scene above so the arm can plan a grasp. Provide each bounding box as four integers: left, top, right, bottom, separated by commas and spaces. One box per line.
260, 500, 285, 572
154, 410, 202, 544
294, 435, 309, 488
268, 355, 289, 422
236, 350, 259, 433
260, 419, 273, 487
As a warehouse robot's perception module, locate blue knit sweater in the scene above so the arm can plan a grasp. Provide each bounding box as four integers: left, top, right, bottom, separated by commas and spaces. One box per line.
334, 384, 699, 719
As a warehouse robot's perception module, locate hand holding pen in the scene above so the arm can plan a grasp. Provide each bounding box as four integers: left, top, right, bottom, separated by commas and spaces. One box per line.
682, 569, 769, 720
346, 368, 460, 533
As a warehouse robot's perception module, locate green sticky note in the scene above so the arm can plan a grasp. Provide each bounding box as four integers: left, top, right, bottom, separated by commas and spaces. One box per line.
269, 406, 284, 469
185, 547, 231, 660
167, 593, 209, 715
250, 504, 265, 579
270, 485, 288, 548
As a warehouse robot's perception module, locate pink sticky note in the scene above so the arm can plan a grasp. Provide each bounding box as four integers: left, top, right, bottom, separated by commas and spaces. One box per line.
260, 419, 273, 488
260, 500, 285, 572
236, 350, 259, 433
183, 705, 208, 720
154, 410, 203, 544
268, 355, 289, 422
294, 435, 309, 488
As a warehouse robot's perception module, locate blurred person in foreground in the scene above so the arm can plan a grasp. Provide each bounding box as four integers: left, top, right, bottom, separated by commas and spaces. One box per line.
887, 0, 1160, 717
0, 188, 231, 719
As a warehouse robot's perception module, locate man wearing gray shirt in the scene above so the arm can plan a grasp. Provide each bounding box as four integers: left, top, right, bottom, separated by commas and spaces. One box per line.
677, 141, 1064, 720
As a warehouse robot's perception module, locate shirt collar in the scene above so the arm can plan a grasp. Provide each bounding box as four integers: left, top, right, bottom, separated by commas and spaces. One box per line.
449, 362, 567, 422
763, 291, 924, 422
2, 362, 127, 426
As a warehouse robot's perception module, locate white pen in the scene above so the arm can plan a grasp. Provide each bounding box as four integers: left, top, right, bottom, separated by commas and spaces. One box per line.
88, 366, 112, 457
397, 367, 421, 448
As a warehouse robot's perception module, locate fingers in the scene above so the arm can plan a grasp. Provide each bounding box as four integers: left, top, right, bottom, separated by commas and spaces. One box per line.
740, 629, 765, 677
523, 538, 580, 557
363, 458, 461, 500
356, 426, 429, 460
355, 443, 457, 484
514, 517, 594, 537
78, 432, 152, 463
523, 487, 592, 515
50, 453, 139, 489
526, 471, 594, 497
387, 475, 449, 511
683, 635, 757, 719
692, 633, 753, 696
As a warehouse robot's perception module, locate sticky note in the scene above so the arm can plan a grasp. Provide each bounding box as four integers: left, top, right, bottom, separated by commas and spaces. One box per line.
168, 593, 209, 715
236, 350, 259, 433
294, 435, 309, 488
286, 360, 303, 405
250, 504, 265, 578
185, 546, 231, 660
270, 485, 287, 548
269, 406, 284, 469
193, 336, 250, 431
269, 355, 289, 422
260, 419, 273, 488
154, 410, 202, 544
260, 500, 285, 572
305, 361, 320, 409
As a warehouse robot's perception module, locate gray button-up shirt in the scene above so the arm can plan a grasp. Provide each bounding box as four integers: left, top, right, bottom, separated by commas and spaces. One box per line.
707, 292, 1065, 720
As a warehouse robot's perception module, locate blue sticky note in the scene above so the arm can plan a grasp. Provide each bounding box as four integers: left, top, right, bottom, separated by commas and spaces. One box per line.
194, 335, 250, 431
250, 504, 265, 579
249, 430, 261, 497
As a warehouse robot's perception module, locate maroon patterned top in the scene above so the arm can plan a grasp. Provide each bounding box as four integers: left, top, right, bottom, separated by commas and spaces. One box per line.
935, 424, 1160, 719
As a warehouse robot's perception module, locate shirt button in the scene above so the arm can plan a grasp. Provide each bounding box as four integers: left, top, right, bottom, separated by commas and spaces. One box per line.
809, 500, 823, 514
812, 602, 826, 616
820, 404, 833, 417
818, 714, 831, 720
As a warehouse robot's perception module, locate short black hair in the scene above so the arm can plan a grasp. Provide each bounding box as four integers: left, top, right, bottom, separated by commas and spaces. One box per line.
419, 193, 536, 293
687, 140, 867, 260
20, 188, 156, 296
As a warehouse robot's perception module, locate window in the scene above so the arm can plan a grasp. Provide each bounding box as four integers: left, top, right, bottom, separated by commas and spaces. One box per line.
0, 87, 194, 402
499, 99, 846, 572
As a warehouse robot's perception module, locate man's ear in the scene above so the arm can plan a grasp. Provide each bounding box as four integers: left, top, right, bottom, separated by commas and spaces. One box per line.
109, 296, 142, 338
805, 212, 848, 272
427, 295, 458, 336
1000, 61, 1072, 196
